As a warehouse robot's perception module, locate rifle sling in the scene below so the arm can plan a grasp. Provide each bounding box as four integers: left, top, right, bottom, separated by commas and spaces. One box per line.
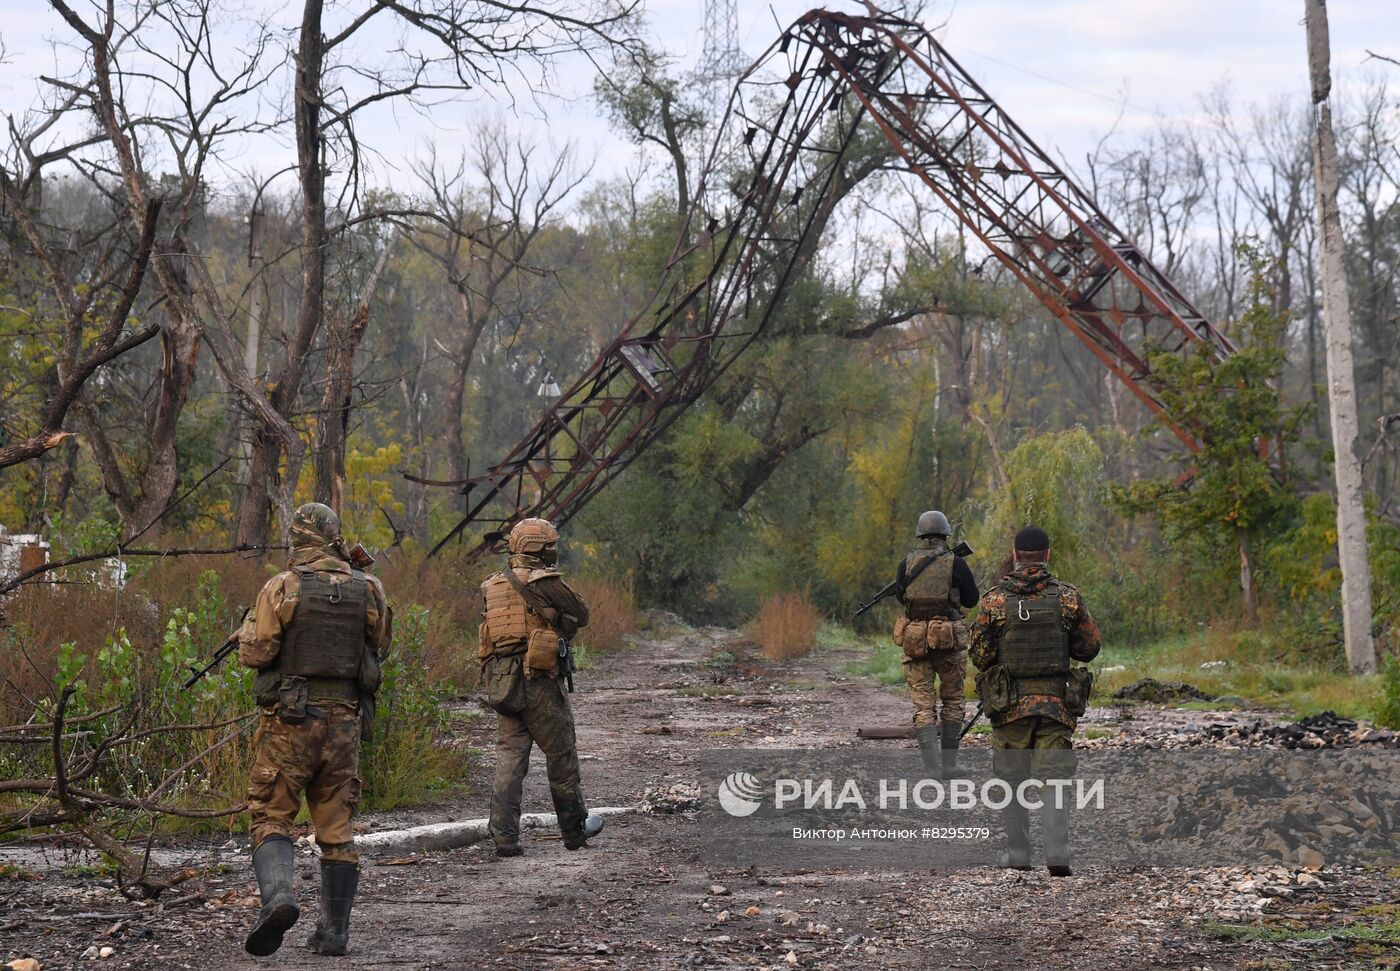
504, 567, 553, 619
901, 547, 948, 593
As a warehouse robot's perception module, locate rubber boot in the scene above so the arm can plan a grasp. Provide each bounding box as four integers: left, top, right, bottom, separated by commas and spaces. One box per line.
940, 720, 968, 778
306, 860, 358, 956
565, 813, 605, 851
998, 802, 1033, 871
1044, 802, 1072, 877
495, 842, 523, 858
915, 724, 941, 774
244, 837, 299, 957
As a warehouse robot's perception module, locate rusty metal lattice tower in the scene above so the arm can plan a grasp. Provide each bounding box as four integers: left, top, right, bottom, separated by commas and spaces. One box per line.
422, 4, 1234, 560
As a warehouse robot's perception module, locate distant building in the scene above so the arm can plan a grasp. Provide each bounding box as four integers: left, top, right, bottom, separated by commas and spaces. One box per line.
0, 530, 49, 583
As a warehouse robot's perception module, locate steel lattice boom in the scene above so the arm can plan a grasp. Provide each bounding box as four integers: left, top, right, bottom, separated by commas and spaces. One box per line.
423, 4, 1234, 560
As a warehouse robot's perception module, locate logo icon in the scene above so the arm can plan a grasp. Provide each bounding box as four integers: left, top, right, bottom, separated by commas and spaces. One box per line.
717, 771, 765, 817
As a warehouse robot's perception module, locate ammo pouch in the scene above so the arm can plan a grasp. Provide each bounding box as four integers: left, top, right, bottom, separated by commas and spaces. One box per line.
894, 617, 956, 660
477, 621, 492, 659
525, 628, 561, 678
483, 653, 527, 716
975, 664, 1014, 718
1065, 667, 1094, 718
275, 675, 310, 725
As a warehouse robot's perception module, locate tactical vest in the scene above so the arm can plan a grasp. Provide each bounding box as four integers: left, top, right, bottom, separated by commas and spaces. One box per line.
903, 544, 959, 620
481, 567, 555, 655
997, 580, 1070, 697
269, 568, 368, 701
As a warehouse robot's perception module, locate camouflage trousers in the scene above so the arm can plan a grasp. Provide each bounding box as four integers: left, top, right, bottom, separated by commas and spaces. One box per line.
486, 661, 589, 847
903, 648, 967, 728
991, 715, 1076, 867
247, 702, 362, 864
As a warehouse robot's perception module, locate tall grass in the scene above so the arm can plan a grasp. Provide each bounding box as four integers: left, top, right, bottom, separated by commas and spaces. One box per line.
747, 590, 823, 660
572, 575, 641, 651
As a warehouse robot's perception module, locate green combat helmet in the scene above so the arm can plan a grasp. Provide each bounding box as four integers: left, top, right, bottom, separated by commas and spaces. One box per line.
290, 502, 346, 554
916, 510, 951, 539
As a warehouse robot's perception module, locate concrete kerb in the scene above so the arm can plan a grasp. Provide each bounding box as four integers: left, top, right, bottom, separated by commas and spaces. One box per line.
356, 806, 635, 854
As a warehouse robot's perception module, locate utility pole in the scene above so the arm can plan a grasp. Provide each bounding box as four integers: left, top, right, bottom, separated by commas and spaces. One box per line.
1305, 0, 1377, 674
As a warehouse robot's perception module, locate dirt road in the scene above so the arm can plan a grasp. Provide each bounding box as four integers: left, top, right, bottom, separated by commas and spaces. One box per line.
3, 621, 1394, 970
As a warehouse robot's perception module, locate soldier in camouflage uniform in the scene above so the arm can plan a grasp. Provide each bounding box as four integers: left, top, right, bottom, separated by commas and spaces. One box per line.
238, 503, 391, 956
479, 518, 603, 856
970, 525, 1100, 876
893, 510, 978, 776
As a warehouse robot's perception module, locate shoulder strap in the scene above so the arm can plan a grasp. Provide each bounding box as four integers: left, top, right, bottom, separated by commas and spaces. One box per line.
503, 566, 551, 615
904, 548, 945, 587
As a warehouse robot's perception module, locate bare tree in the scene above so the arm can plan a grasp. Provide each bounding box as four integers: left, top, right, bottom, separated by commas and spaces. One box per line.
226, 0, 639, 544
1305, 0, 1377, 675
410, 131, 588, 509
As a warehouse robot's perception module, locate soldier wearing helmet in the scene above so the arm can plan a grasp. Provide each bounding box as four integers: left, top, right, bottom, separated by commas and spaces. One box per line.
891, 510, 978, 776
237, 502, 391, 957
479, 517, 602, 856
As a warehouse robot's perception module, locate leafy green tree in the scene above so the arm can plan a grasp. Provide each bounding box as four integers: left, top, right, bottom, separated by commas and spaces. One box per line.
1117, 247, 1308, 623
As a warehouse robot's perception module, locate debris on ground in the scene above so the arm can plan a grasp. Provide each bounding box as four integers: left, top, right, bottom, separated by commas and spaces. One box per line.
1113, 678, 1214, 703
639, 782, 702, 815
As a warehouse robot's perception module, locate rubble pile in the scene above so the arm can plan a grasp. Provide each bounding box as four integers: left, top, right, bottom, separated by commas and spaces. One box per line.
640, 782, 702, 815
1112, 678, 1214, 703
1108, 750, 1397, 868
1200, 711, 1399, 749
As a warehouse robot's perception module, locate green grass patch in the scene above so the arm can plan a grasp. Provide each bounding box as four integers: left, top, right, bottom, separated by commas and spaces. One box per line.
847, 637, 905, 686
815, 622, 866, 652
0, 862, 41, 881
1091, 628, 1383, 721
1204, 918, 1400, 945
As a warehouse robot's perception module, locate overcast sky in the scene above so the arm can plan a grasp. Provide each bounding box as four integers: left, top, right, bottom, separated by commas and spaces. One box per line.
1, 0, 1396, 199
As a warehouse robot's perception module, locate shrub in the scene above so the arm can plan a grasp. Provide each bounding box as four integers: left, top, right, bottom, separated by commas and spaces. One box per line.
572, 575, 641, 651
1379, 656, 1400, 731
747, 590, 823, 660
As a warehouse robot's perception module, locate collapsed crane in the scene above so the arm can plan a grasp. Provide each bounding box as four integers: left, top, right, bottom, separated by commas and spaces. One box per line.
421, 4, 1236, 560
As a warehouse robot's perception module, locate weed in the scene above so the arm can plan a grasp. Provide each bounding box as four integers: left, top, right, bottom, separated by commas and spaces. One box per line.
572, 575, 641, 652
747, 590, 823, 660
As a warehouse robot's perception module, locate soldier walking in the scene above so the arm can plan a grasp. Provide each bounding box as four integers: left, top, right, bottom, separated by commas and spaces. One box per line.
239, 503, 391, 956
970, 525, 1100, 876
893, 510, 978, 776
478, 518, 603, 856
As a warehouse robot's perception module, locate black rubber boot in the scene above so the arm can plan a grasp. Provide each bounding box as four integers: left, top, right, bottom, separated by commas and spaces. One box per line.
245, 837, 299, 957
915, 725, 941, 774
1044, 803, 1072, 877
495, 842, 523, 858
307, 860, 358, 956
999, 800, 1033, 871
940, 720, 968, 778
564, 813, 605, 850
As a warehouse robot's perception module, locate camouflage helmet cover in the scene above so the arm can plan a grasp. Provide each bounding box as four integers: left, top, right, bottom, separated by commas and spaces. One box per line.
290, 502, 343, 549
916, 509, 952, 538
507, 517, 559, 555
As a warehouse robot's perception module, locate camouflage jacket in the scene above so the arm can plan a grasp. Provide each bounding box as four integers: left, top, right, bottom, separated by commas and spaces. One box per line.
239, 546, 392, 670
969, 564, 1101, 727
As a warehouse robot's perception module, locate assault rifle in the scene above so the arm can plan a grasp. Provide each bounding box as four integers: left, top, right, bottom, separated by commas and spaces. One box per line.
958, 700, 985, 740
852, 541, 973, 618
181, 608, 250, 690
